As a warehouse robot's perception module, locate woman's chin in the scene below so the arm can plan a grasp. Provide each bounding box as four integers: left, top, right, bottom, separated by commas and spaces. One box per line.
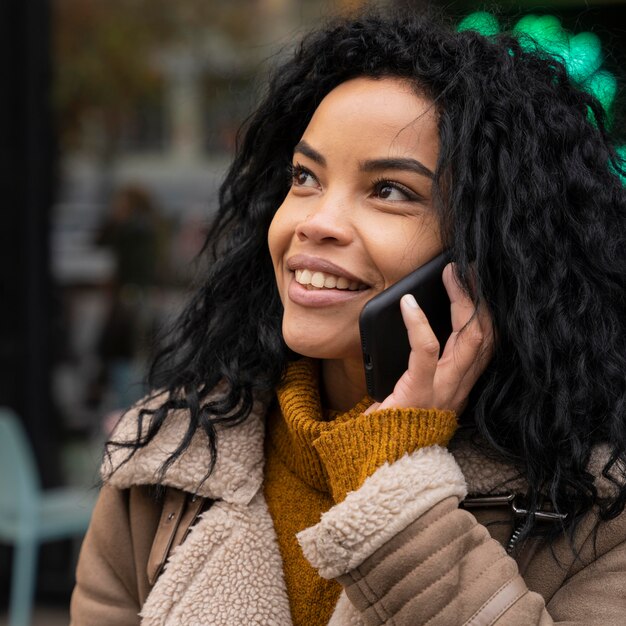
282, 331, 360, 362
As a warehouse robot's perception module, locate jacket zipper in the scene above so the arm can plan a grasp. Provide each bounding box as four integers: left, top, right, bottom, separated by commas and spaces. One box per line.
462, 493, 567, 554
506, 522, 524, 554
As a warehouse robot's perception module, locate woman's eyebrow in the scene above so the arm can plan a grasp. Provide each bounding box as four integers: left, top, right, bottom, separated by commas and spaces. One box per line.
293, 143, 433, 179
293, 141, 326, 166
361, 157, 434, 179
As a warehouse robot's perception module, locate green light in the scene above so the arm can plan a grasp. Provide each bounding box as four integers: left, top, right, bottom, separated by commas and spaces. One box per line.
512, 15, 608, 91
457, 12, 500, 36
566, 32, 602, 83
612, 145, 626, 184
527, 15, 566, 48
456, 12, 618, 132
514, 14, 568, 57
512, 14, 540, 35
585, 69, 617, 113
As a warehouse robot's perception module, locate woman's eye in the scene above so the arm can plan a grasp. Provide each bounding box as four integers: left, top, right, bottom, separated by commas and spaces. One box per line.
290, 165, 318, 188
374, 180, 417, 202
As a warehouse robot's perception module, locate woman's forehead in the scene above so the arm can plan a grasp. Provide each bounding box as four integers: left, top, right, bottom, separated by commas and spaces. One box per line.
299, 77, 439, 170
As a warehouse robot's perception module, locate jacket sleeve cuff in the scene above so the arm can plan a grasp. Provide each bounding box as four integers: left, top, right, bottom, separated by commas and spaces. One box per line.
313, 407, 457, 503
297, 445, 467, 579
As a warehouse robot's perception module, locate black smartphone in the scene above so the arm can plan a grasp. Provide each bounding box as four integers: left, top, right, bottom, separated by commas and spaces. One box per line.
359, 251, 452, 402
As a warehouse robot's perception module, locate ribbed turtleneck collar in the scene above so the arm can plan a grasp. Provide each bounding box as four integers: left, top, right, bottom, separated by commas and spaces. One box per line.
267, 358, 373, 493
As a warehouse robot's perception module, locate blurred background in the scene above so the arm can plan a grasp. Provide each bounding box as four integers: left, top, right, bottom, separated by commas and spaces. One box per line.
0, 0, 624, 624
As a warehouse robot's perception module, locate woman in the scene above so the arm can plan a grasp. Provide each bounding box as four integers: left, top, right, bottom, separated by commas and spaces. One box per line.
71, 11, 626, 626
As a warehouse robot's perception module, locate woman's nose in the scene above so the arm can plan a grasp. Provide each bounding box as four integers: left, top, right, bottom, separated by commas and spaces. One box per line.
294, 198, 353, 245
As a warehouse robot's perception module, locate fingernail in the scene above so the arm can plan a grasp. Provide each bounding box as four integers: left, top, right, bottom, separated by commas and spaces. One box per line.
402, 294, 419, 309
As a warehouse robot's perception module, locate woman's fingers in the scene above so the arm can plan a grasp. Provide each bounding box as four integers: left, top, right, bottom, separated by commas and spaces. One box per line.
371, 263, 494, 414
437, 264, 494, 409
376, 293, 439, 410
435, 311, 491, 409
401, 293, 440, 386
363, 401, 381, 415
442, 263, 476, 332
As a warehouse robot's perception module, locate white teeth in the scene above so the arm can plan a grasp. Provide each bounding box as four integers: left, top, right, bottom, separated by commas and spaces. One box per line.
294, 268, 365, 291
311, 272, 325, 288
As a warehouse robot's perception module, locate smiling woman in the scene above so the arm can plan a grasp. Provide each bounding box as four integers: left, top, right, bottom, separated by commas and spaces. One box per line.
71, 9, 626, 626
269, 78, 442, 408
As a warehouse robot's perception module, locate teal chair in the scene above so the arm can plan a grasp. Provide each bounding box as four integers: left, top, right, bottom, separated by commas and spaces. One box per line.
0, 408, 97, 626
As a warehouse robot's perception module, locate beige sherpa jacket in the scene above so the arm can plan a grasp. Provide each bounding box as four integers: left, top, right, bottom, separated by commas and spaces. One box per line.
71, 395, 626, 625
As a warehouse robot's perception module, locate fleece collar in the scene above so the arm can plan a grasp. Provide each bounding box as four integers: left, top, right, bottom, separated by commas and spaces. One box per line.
103, 393, 620, 502
103, 391, 269, 506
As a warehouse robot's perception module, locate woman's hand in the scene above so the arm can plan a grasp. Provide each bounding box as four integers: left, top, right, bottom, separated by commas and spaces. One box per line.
364, 263, 493, 415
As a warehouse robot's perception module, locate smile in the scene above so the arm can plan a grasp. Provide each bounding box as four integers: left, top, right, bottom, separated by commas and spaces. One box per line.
294, 269, 368, 291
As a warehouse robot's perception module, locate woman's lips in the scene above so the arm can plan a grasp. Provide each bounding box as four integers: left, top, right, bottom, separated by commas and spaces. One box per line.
287, 274, 370, 307
294, 268, 366, 290
286, 254, 369, 286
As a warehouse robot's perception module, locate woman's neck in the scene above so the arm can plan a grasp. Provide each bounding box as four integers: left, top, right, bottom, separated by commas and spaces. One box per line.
320, 358, 367, 413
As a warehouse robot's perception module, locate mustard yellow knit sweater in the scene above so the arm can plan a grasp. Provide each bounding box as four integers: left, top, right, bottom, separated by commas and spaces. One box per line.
263, 359, 457, 626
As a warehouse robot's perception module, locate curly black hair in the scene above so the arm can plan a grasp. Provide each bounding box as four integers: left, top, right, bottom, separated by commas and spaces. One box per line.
107, 9, 626, 537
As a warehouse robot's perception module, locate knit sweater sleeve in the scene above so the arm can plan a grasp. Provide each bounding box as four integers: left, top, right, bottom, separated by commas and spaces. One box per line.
313, 406, 457, 502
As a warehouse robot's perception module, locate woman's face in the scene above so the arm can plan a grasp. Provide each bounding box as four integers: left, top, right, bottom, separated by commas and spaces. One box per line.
268, 76, 442, 362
